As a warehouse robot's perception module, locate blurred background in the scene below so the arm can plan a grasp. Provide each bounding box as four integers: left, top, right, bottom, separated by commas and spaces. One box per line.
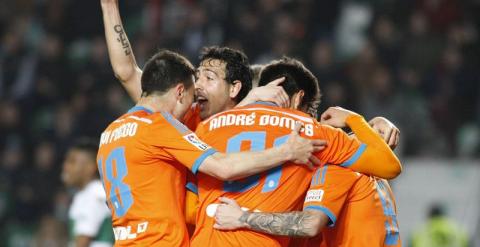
0, 0, 479, 246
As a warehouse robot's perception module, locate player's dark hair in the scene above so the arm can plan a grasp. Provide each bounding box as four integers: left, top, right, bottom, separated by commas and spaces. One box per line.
70, 137, 98, 161
258, 57, 322, 115
141, 50, 195, 96
199, 46, 253, 103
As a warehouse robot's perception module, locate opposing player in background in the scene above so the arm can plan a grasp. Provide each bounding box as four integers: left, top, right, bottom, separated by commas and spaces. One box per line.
96, 50, 324, 246
61, 138, 114, 247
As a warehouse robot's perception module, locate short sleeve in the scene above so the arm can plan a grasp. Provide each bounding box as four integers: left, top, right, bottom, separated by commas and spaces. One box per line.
303, 165, 358, 227
148, 111, 217, 174
314, 124, 366, 168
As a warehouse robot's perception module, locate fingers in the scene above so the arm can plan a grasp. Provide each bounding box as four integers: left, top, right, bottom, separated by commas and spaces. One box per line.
218, 197, 237, 206
394, 131, 400, 147
213, 223, 227, 230
292, 122, 303, 134
312, 140, 327, 152
309, 155, 322, 166
305, 161, 314, 170
387, 128, 396, 146
267, 77, 285, 86
320, 111, 331, 122
383, 127, 394, 144
311, 139, 327, 146
279, 89, 289, 107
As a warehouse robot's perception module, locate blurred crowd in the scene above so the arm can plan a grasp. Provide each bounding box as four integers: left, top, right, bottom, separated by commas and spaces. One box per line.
0, 0, 479, 246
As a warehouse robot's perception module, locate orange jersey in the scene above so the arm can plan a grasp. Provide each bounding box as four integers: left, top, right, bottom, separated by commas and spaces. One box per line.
96, 106, 217, 246
302, 165, 401, 247
190, 102, 367, 247
182, 103, 202, 131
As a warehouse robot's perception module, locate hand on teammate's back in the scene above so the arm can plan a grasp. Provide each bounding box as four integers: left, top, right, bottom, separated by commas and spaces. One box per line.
241, 77, 290, 107
282, 123, 327, 169
320, 106, 360, 128
368, 117, 400, 149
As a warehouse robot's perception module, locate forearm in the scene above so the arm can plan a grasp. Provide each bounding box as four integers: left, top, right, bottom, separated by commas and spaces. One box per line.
235, 91, 259, 107
240, 210, 323, 237
346, 115, 402, 179
101, 2, 142, 101
212, 146, 291, 180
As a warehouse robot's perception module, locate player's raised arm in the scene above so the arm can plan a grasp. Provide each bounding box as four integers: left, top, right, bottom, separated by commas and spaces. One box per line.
198, 123, 327, 181
320, 107, 402, 179
101, 0, 143, 102
213, 197, 328, 237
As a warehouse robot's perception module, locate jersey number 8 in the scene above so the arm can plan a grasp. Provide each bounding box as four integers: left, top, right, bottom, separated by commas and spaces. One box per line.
98, 147, 133, 217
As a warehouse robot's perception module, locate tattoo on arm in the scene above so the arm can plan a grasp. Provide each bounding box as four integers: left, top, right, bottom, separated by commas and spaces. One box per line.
240, 211, 318, 237
114, 24, 131, 56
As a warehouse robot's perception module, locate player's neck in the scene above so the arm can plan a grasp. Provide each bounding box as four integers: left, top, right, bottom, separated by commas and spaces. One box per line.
78, 178, 94, 190
136, 95, 174, 114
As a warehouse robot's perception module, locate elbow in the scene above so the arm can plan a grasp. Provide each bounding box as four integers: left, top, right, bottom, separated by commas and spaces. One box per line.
304, 228, 320, 238
113, 66, 140, 83
383, 155, 402, 179
218, 166, 236, 181
303, 212, 323, 237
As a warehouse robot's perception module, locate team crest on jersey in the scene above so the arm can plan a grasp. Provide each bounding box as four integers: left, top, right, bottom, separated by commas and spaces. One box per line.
305, 189, 324, 202
184, 133, 210, 151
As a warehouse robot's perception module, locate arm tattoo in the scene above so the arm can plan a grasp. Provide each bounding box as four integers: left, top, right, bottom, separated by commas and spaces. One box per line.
114, 24, 131, 56
240, 211, 317, 237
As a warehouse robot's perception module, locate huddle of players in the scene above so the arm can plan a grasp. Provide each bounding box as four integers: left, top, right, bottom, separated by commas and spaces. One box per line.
95, 1, 403, 246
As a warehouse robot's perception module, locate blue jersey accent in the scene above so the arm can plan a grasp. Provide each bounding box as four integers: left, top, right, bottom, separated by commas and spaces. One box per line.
340, 143, 367, 167
248, 101, 279, 107
261, 135, 288, 193
127, 106, 154, 114
101, 147, 133, 217
223, 131, 289, 193
186, 182, 199, 195
192, 148, 217, 174
161, 111, 190, 134
224, 132, 266, 192
311, 167, 321, 186
375, 180, 400, 245
305, 205, 337, 227
320, 166, 328, 185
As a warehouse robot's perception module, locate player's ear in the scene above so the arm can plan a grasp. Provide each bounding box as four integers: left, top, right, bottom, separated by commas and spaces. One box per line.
229, 80, 242, 99
292, 90, 304, 110
176, 83, 186, 102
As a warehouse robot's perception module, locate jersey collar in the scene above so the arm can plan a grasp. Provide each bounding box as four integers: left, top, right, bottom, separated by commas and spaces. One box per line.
127, 106, 154, 114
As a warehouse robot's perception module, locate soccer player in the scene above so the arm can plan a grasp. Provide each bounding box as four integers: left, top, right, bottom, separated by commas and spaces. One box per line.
212, 59, 401, 247
61, 138, 114, 247
96, 50, 324, 246
100, 0, 291, 131
188, 57, 401, 246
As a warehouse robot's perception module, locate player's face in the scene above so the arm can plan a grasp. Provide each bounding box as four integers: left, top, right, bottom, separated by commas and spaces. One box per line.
195, 59, 233, 119
61, 149, 94, 188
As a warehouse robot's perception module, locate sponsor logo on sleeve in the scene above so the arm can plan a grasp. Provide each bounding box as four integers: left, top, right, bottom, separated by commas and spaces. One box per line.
183, 133, 210, 151
305, 189, 324, 203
